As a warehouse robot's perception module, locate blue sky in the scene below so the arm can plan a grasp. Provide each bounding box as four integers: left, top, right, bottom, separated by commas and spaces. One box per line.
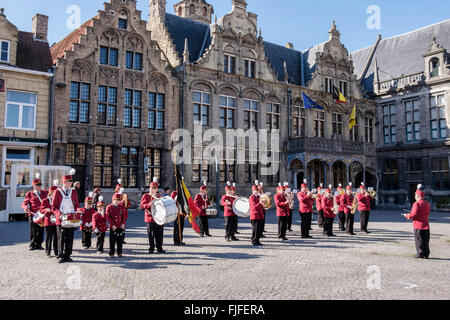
2, 0, 450, 53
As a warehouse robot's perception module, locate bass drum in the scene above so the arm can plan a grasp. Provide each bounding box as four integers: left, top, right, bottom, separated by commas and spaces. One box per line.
33, 212, 45, 227
233, 197, 250, 218
151, 196, 178, 226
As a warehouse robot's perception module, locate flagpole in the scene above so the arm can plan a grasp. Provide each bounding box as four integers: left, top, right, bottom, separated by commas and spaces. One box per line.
174, 155, 182, 245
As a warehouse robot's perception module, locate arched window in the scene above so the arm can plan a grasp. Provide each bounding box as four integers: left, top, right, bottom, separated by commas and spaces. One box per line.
203, 7, 207, 17
189, 4, 195, 15
178, 6, 183, 16
430, 58, 440, 78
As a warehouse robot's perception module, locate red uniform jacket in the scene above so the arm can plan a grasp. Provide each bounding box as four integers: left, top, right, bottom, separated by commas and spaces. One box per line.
92, 211, 107, 233
221, 195, 236, 217
40, 196, 56, 227
274, 193, 290, 217
357, 193, 371, 211
407, 199, 431, 230
321, 196, 336, 218
52, 188, 80, 226
194, 194, 210, 217
22, 190, 48, 216
315, 194, 323, 211
336, 194, 346, 212
342, 194, 354, 214
297, 191, 313, 213
141, 193, 161, 224
171, 191, 177, 200
249, 194, 264, 220
80, 207, 95, 231
105, 204, 127, 230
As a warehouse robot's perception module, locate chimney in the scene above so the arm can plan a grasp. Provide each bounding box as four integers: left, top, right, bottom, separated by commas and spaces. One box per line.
286, 42, 294, 49
32, 14, 49, 41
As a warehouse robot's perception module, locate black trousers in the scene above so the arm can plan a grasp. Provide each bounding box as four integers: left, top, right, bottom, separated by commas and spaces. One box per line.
278, 216, 288, 239
147, 222, 164, 251
360, 211, 370, 232
198, 216, 209, 236
317, 210, 324, 227
345, 213, 355, 234
300, 212, 312, 237
324, 217, 334, 236
45, 226, 58, 255
251, 219, 264, 245
173, 215, 185, 245
338, 211, 346, 231
109, 229, 124, 256
28, 215, 44, 249
82, 230, 92, 248
96, 232, 105, 252
57, 226, 74, 260
414, 229, 430, 258
262, 211, 266, 232
287, 210, 293, 230
225, 216, 238, 239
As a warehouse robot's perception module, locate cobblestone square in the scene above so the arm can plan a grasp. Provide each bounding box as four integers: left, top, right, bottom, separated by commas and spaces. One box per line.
0, 209, 449, 300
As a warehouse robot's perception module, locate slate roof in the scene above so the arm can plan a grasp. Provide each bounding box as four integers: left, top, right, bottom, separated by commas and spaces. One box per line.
352, 19, 450, 93
263, 41, 303, 84
16, 31, 53, 72
301, 42, 326, 85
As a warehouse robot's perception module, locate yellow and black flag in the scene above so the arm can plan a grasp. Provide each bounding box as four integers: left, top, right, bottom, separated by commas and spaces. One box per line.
332, 86, 347, 104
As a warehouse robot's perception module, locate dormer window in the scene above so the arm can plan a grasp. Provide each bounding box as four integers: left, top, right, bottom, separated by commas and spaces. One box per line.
224, 54, 236, 74
118, 12, 128, 29
203, 7, 207, 17
189, 4, 195, 15
430, 58, 440, 78
244, 59, 256, 78
1, 40, 10, 63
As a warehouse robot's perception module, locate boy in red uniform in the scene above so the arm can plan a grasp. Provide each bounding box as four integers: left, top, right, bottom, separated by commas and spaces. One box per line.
336, 184, 346, 231
297, 181, 314, 238
316, 184, 324, 228
403, 184, 431, 259
250, 184, 264, 246
275, 184, 290, 241
106, 194, 127, 258
221, 182, 238, 242
22, 173, 48, 251
80, 193, 95, 249
343, 185, 356, 235
321, 189, 336, 237
194, 182, 211, 238
92, 197, 107, 253
357, 183, 374, 234
40, 181, 59, 257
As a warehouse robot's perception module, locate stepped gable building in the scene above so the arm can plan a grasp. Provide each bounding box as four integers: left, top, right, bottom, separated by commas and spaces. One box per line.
352, 20, 450, 207
50, 0, 179, 205
148, 0, 378, 194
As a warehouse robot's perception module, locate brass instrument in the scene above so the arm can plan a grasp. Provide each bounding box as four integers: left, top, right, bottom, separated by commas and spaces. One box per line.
285, 188, 297, 210
333, 191, 339, 214
350, 192, 358, 215
260, 194, 272, 210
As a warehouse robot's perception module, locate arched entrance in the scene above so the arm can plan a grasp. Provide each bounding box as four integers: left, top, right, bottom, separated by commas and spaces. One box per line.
332, 161, 347, 187
289, 159, 304, 189
307, 159, 327, 188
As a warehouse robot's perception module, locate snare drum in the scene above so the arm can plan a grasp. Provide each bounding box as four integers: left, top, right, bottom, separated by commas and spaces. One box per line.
206, 209, 218, 217
151, 196, 178, 226
233, 197, 250, 218
33, 212, 45, 227
61, 212, 81, 228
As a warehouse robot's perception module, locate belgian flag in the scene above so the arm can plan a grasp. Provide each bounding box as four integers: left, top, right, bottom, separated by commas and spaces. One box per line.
175, 165, 201, 234
332, 85, 347, 104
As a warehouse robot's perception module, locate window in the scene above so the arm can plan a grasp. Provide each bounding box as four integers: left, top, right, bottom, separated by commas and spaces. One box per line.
406, 158, 422, 172
430, 58, 440, 78
193, 91, 210, 126
332, 113, 343, 136
1, 40, 10, 63
98, 86, 117, 126
244, 59, 256, 78
219, 96, 236, 129
65, 144, 87, 165
93, 146, 113, 188
266, 103, 280, 132
405, 98, 420, 142
178, 7, 183, 16
189, 4, 195, 14
430, 94, 447, 139
5, 91, 37, 130
220, 148, 236, 183
245, 163, 259, 184
3, 148, 32, 186
325, 77, 333, 94
432, 157, 450, 190
203, 7, 208, 17
292, 104, 306, 136
118, 18, 127, 29
244, 99, 259, 130
193, 161, 210, 183
339, 80, 348, 97
69, 82, 90, 124
120, 147, 139, 188
350, 117, 359, 142
144, 149, 162, 187
99, 46, 118, 66
382, 103, 396, 144
126, 51, 143, 70
383, 159, 399, 190
124, 89, 142, 128
224, 54, 236, 74
148, 93, 165, 131
313, 110, 325, 138
365, 117, 374, 143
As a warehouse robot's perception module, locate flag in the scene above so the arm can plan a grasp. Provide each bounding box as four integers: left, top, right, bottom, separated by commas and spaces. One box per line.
349, 104, 357, 130
332, 86, 347, 104
302, 92, 324, 110
175, 165, 201, 234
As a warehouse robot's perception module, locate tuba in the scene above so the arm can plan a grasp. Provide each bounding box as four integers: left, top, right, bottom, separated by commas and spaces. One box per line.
260, 194, 272, 210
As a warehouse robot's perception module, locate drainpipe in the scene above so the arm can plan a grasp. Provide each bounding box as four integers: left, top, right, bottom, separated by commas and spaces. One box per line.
47, 66, 56, 165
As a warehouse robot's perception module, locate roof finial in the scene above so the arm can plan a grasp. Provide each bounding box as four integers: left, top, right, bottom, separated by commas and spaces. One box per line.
183, 37, 190, 64
0, 8, 5, 17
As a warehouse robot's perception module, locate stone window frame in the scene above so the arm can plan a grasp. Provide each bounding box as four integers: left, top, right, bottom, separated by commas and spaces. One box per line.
125, 51, 143, 71
148, 92, 165, 131
69, 82, 90, 124
266, 102, 280, 133
430, 57, 440, 78
244, 99, 259, 130
192, 160, 210, 183
97, 86, 117, 127
325, 77, 333, 94
5, 90, 37, 131
193, 90, 210, 127
332, 112, 343, 136
350, 117, 359, 142
93, 145, 114, 188
339, 80, 348, 97
65, 143, 87, 165
432, 157, 450, 191
383, 159, 399, 191
219, 95, 236, 129
120, 146, 139, 188
313, 110, 325, 138
124, 89, 142, 129
144, 148, 162, 187
99, 46, 119, 67
365, 117, 374, 144
429, 93, 447, 140
0, 39, 10, 63
404, 98, 421, 142
292, 100, 306, 137
382, 102, 396, 145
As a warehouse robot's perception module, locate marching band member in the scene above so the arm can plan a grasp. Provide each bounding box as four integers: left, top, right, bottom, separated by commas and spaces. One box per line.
297, 180, 314, 239
316, 184, 324, 228
321, 188, 336, 237
250, 183, 264, 246
221, 182, 238, 242
357, 183, 373, 234
336, 184, 346, 232
40, 180, 59, 257
92, 187, 102, 211
22, 173, 48, 251
106, 194, 127, 258
194, 182, 212, 238
79, 193, 95, 249
141, 178, 166, 254
403, 185, 431, 259
232, 183, 240, 235
114, 182, 129, 244
284, 182, 294, 232
275, 183, 290, 241
343, 184, 356, 235
52, 169, 80, 263
172, 190, 186, 246
92, 197, 107, 253
259, 181, 268, 235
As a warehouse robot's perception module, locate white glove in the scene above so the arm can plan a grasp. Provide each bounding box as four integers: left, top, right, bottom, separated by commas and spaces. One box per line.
95, 228, 99, 234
